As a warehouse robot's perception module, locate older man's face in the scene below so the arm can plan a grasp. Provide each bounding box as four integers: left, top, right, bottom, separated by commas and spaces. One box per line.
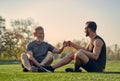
36, 29, 44, 41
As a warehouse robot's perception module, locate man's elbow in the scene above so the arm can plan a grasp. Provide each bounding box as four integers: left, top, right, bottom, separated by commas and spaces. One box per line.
28, 56, 34, 60
94, 56, 99, 60
53, 49, 61, 54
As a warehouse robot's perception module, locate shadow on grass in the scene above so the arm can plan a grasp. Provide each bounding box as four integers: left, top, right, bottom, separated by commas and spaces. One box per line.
103, 72, 120, 74
22, 71, 120, 74
53, 71, 120, 74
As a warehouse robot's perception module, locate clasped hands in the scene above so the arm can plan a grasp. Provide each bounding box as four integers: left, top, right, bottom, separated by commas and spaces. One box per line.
63, 41, 72, 47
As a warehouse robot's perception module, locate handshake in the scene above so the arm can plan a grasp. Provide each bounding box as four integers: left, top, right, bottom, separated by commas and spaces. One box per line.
63, 41, 73, 47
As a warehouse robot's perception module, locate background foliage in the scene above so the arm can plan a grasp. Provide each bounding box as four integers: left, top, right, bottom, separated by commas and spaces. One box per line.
0, 16, 120, 61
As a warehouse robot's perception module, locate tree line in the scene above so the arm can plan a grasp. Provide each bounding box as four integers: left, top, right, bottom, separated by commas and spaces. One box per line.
0, 16, 120, 60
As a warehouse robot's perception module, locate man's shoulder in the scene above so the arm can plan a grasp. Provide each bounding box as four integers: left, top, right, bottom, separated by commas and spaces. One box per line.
27, 41, 35, 45
42, 41, 51, 45
95, 35, 104, 40
42, 42, 54, 47
94, 35, 105, 43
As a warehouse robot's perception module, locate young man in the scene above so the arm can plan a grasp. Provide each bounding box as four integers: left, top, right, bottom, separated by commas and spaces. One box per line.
21, 26, 67, 72
44, 21, 106, 72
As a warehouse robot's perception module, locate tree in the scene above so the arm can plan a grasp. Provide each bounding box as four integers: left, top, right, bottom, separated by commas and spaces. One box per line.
0, 16, 6, 49
0, 16, 6, 60
0, 18, 37, 60
107, 44, 120, 60
107, 46, 114, 60
114, 44, 120, 60
9, 18, 37, 60
0, 30, 24, 60
10, 18, 36, 42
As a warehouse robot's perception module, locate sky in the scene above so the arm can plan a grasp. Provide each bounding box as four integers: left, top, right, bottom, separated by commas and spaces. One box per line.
0, 0, 120, 46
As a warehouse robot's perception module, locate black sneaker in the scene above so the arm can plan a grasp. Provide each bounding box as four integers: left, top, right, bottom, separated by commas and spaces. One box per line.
38, 66, 54, 72
65, 68, 82, 72
23, 68, 29, 72
23, 66, 38, 72
22, 64, 29, 72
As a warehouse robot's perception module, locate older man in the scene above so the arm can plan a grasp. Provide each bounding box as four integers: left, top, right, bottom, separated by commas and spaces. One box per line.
21, 26, 67, 72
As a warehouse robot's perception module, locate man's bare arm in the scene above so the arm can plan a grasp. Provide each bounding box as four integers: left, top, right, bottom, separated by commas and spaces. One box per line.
27, 51, 41, 66
82, 39, 103, 60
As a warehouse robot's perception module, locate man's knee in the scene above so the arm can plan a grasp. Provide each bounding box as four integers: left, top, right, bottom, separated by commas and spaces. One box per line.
75, 49, 85, 57
41, 54, 54, 65
75, 49, 89, 64
48, 54, 53, 60
21, 53, 28, 60
45, 54, 54, 62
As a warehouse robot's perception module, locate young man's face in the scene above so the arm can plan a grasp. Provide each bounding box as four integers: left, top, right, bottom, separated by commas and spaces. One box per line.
84, 24, 90, 37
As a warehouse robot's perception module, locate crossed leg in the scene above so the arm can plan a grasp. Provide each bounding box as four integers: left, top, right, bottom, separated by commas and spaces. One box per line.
21, 53, 54, 71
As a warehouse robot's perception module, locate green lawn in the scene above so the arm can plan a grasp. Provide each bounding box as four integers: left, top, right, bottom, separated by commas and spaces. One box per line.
0, 61, 120, 81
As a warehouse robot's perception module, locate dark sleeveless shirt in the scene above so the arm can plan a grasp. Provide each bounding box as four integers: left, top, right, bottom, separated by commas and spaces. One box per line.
88, 35, 106, 69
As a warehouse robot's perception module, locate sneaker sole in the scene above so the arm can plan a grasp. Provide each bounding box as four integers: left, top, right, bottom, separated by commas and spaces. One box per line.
39, 66, 52, 72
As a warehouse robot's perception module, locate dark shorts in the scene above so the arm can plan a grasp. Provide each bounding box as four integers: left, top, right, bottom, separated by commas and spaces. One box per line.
82, 59, 103, 72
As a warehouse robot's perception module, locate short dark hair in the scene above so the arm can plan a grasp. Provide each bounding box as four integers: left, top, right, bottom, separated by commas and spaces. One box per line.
86, 21, 97, 32
35, 26, 44, 32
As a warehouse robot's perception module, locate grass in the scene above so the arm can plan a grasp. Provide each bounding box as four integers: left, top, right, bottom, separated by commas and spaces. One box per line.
0, 60, 120, 81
